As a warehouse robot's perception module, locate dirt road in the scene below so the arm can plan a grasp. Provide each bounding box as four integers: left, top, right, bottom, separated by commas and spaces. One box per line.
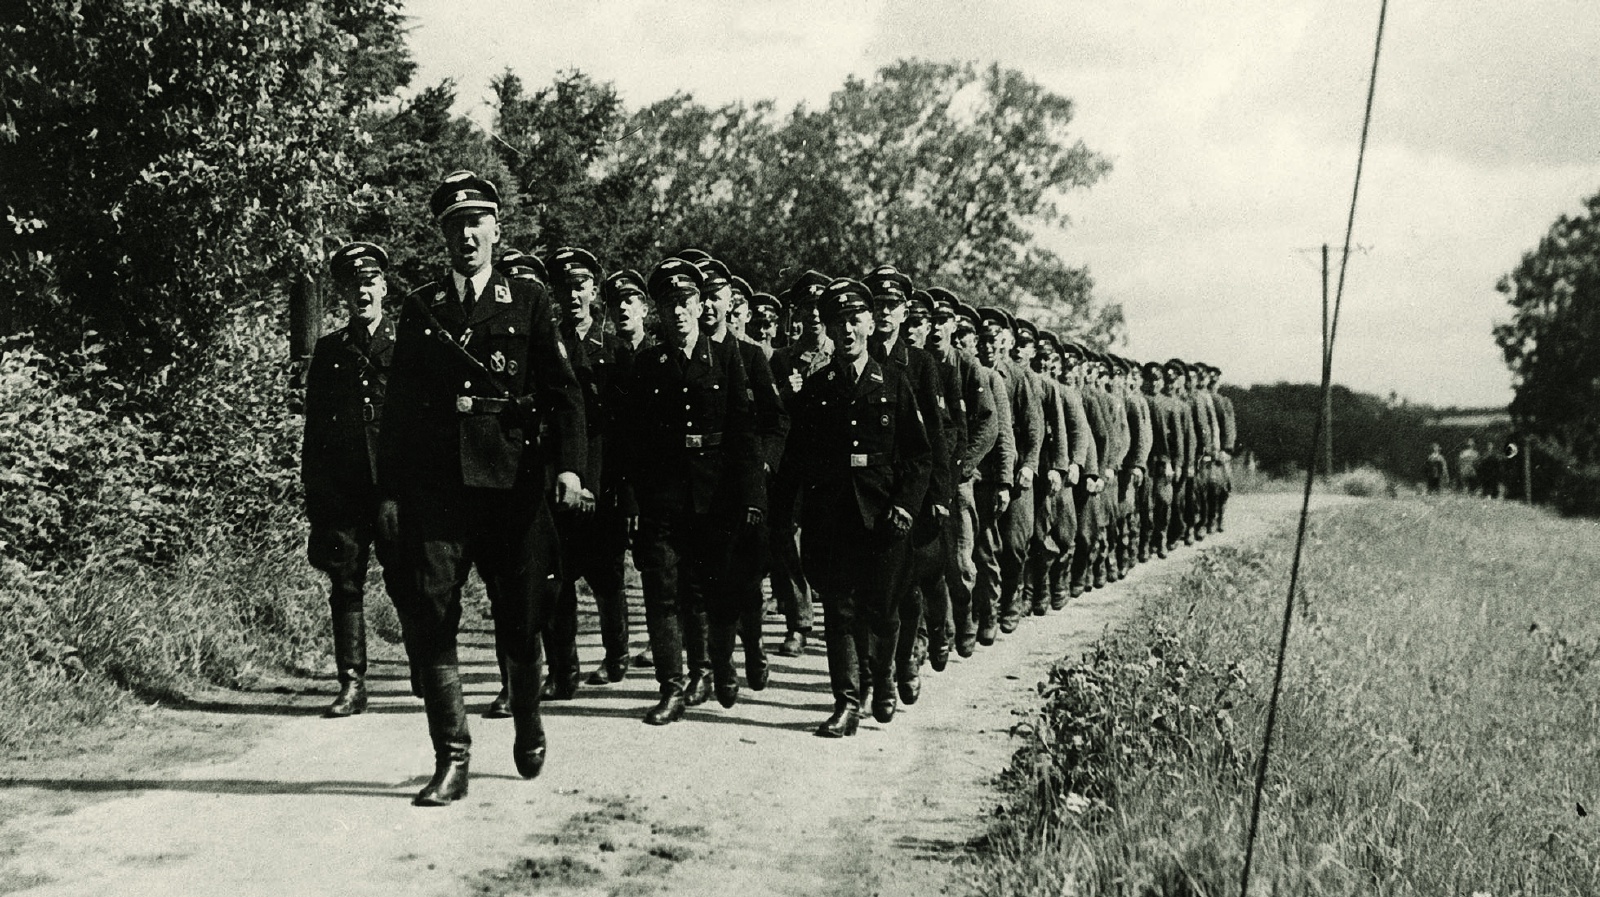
0, 492, 1334, 897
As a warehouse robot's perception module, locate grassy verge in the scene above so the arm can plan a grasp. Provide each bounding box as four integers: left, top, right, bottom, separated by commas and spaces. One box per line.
976, 495, 1600, 895
0, 516, 406, 756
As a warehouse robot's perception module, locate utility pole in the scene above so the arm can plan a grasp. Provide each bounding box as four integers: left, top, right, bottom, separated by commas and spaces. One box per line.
1524, 437, 1534, 504
1322, 244, 1334, 479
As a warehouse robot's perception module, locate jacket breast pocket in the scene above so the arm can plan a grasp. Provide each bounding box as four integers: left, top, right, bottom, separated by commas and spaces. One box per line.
481, 314, 532, 385
864, 394, 899, 447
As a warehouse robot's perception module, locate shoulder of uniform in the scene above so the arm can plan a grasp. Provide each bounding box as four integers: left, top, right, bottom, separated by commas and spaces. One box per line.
313, 329, 346, 350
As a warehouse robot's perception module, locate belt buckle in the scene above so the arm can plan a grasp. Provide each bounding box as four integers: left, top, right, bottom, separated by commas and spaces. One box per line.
685, 434, 703, 448
850, 453, 868, 468
455, 396, 473, 414
361, 405, 376, 423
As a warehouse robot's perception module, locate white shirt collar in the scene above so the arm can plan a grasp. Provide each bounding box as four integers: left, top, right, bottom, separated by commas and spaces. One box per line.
452, 267, 493, 302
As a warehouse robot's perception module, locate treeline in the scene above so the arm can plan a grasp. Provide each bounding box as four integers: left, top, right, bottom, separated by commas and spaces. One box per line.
1225, 382, 1512, 487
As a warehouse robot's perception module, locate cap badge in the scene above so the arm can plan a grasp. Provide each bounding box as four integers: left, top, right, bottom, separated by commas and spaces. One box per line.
454, 190, 469, 203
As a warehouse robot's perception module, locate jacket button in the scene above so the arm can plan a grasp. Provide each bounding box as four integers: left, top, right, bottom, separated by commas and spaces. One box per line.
464, 380, 472, 388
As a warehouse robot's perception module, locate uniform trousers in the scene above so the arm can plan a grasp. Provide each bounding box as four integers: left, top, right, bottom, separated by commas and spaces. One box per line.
1024, 480, 1076, 612
307, 488, 410, 677
988, 481, 1035, 627
632, 509, 737, 695
401, 483, 557, 669
969, 480, 1007, 630
1132, 466, 1156, 561
1191, 462, 1215, 536
767, 472, 815, 636
894, 509, 951, 679
948, 479, 981, 641
1070, 480, 1103, 593
1169, 474, 1193, 546
543, 502, 630, 681
400, 481, 560, 756
1147, 462, 1176, 558
1211, 459, 1232, 530
801, 491, 910, 708
729, 512, 773, 667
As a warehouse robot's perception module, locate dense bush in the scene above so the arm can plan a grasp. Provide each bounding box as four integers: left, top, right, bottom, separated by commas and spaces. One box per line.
0, 310, 331, 747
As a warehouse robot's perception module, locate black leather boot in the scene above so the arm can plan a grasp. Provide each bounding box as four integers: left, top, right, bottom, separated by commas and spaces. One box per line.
414, 665, 470, 806
740, 612, 769, 691
505, 658, 546, 779
815, 702, 860, 738
710, 620, 740, 709
540, 643, 580, 701
326, 610, 367, 717
643, 685, 687, 726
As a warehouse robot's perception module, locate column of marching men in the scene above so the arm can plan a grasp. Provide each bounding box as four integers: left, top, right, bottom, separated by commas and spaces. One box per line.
298, 171, 1240, 806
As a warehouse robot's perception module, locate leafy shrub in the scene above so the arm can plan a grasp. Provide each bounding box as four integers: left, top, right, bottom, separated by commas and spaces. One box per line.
1333, 465, 1389, 497
0, 307, 335, 747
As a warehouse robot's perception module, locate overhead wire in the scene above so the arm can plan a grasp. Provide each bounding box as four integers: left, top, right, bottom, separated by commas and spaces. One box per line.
1237, 2, 1390, 895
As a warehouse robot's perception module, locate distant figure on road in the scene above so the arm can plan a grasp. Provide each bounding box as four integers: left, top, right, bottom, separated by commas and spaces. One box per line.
1456, 439, 1481, 494
1424, 443, 1449, 494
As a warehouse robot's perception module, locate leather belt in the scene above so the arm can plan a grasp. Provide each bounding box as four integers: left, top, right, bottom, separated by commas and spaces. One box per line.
849, 452, 892, 468
455, 396, 512, 415
685, 432, 723, 449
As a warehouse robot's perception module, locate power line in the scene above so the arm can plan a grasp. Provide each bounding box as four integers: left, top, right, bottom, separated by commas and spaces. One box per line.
1238, 2, 1389, 895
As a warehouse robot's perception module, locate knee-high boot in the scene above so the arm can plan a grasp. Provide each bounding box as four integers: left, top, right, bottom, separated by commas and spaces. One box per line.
505, 657, 546, 779
413, 665, 470, 806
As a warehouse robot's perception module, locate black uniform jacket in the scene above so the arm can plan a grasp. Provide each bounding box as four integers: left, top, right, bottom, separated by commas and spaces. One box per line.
563, 323, 621, 492
871, 335, 948, 510
785, 357, 931, 530
621, 334, 764, 518
729, 334, 790, 475
302, 317, 395, 503
377, 271, 585, 494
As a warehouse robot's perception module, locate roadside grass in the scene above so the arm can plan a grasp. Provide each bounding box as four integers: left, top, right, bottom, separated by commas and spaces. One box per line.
0, 514, 407, 755
977, 495, 1600, 895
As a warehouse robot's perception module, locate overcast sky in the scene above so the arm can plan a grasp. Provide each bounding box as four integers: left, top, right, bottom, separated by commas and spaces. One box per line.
402, 0, 1600, 407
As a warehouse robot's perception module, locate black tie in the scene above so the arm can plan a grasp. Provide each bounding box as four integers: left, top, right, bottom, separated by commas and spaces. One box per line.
461, 279, 477, 317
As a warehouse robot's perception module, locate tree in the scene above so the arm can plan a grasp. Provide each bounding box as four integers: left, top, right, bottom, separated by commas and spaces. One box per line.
0, 0, 411, 388
788, 61, 1114, 331
1494, 190, 1600, 462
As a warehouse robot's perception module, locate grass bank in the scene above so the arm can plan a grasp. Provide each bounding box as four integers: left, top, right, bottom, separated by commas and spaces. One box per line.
977, 495, 1600, 895
0, 519, 406, 756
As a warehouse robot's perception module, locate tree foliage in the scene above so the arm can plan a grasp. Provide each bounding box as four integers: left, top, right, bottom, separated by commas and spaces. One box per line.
469, 60, 1120, 344
0, 0, 411, 386
1494, 191, 1600, 462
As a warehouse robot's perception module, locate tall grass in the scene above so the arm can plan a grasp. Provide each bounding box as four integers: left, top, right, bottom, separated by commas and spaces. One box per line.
0, 515, 370, 753
977, 496, 1600, 895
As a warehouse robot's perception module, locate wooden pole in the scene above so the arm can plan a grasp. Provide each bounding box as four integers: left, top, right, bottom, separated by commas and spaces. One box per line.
1524, 437, 1534, 504
1322, 244, 1334, 478
289, 271, 321, 362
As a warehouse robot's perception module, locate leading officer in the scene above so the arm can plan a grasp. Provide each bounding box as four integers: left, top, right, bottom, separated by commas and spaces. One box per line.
376, 170, 586, 806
